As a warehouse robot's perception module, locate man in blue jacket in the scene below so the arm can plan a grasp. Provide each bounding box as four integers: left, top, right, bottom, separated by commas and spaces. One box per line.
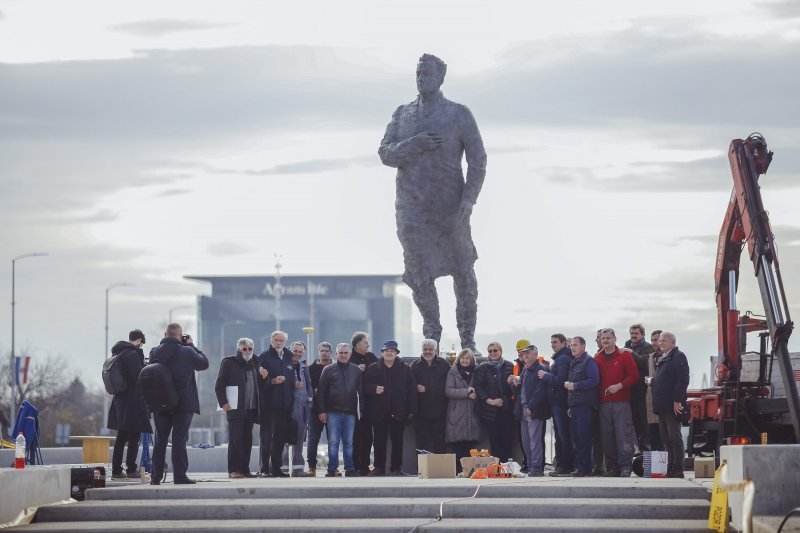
149, 323, 209, 485
565, 336, 600, 476
513, 344, 550, 477
651, 331, 690, 478
257, 330, 296, 477
538, 333, 573, 476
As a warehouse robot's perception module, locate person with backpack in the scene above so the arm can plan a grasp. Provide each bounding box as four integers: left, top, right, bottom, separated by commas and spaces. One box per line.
106, 329, 152, 479
147, 323, 209, 485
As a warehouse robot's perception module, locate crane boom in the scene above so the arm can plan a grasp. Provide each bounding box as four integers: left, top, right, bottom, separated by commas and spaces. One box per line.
714, 133, 800, 442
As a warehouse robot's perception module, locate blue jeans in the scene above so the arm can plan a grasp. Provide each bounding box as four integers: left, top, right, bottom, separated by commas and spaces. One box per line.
569, 404, 593, 473
326, 412, 355, 473
551, 402, 573, 470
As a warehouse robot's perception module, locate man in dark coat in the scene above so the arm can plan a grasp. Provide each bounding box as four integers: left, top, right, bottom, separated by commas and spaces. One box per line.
107, 329, 152, 478
365, 340, 417, 476
257, 330, 296, 477
149, 323, 209, 485
566, 336, 600, 476
215, 337, 259, 478
624, 323, 655, 452
306, 341, 333, 476
651, 331, 690, 478
349, 331, 378, 475
317, 343, 363, 477
513, 344, 550, 476
411, 339, 451, 454
538, 333, 573, 475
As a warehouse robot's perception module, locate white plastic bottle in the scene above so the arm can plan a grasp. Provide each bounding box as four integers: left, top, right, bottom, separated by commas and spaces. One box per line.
15, 433, 26, 469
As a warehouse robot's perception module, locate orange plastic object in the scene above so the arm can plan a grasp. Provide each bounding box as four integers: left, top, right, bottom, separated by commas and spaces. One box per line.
470, 467, 488, 479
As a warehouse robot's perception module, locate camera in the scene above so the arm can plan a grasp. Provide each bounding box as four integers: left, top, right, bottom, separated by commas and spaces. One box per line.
181, 334, 191, 344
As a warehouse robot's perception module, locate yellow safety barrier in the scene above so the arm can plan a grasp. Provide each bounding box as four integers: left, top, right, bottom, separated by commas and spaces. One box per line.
708, 460, 755, 533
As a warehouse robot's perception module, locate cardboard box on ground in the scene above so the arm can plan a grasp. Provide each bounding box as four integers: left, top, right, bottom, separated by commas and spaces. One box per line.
694, 456, 716, 478
459, 455, 499, 478
418, 453, 456, 479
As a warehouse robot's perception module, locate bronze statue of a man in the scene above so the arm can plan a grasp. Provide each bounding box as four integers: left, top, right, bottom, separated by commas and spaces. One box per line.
378, 53, 487, 352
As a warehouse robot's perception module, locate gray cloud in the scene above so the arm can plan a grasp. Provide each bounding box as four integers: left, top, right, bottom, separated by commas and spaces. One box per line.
209, 155, 378, 176
49, 209, 119, 225
207, 241, 255, 256
108, 19, 237, 37
757, 0, 800, 19
155, 188, 193, 197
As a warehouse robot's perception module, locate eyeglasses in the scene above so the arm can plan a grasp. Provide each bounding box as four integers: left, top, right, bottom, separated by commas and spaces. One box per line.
488, 349, 500, 353
240, 347, 254, 352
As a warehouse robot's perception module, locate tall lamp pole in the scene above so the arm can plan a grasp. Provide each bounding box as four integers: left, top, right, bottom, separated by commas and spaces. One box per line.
102, 282, 132, 433
9, 252, 48, 429
274, 255, 283, 332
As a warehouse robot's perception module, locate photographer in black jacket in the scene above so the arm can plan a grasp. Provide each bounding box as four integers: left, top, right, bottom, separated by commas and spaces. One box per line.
149, 323, 209, 485
215, 337, 259, 478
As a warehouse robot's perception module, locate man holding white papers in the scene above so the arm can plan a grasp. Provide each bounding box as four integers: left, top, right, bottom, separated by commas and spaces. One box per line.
215, 337, 261, 478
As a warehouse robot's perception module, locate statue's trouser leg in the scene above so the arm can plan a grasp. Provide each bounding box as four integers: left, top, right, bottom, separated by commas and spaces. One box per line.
409, 278, 442, 344
454, 267, 478, 349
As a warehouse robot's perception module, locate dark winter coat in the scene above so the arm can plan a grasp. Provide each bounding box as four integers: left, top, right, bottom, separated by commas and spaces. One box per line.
256, 346, 296, 412
317, 361, 362, 416
473, 359, 515, 421
411, 355, 451, 419
513, 361, 550, 420
652, 347, 691, 416
625, 339, 655, 397
540, 347, 572, 405
149, 337, 209, 414
364, 358, 417, 422
107, 341, 152, 433
567, 352, 600, 409
444, 365, 480, 443
215, 353, 260, 422
308, 359, 333, 414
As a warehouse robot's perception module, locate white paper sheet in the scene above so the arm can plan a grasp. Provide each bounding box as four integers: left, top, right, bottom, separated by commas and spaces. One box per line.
217, 386, 238, 411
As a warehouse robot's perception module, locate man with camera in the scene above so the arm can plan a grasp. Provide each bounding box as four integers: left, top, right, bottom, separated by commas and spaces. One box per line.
149, 323, 209, 485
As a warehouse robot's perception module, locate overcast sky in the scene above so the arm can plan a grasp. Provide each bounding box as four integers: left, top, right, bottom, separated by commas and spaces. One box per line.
1, 0, 800, 389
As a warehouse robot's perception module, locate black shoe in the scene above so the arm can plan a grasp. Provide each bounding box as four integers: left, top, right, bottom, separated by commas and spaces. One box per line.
619, 469, 631, 477
271, 471, 290, 478
528, 470, 544, 477
325, 470, 341, 477
111, 470, 126, 480
520, 465, 529, 474
150, 479, 161, 485
358, 469, 370, 476
368, 468, 385, 477
345, 469, 360, 477
390, 469, 403, 476
590, 468, 604, 477
569, 469, 590, 477
174, 478, 197, 485
603, 470, 620, 477
549, 467, 573, 477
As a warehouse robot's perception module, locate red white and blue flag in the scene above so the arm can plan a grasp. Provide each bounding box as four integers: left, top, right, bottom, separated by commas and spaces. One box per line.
15, 356, 30, 386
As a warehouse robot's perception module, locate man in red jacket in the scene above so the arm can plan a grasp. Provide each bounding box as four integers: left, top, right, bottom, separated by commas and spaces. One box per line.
594, 328, 639, 477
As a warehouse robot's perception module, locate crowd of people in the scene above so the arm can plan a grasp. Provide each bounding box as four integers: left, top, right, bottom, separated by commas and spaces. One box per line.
105, 323, 691, 483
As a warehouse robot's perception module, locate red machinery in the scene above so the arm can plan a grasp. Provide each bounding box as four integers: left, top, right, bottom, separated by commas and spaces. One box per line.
687, 133, 800, 454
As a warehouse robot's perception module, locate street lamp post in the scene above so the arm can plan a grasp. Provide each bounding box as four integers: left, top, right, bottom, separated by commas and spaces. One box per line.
102, 283, 132, 434
9, 252, 48, 429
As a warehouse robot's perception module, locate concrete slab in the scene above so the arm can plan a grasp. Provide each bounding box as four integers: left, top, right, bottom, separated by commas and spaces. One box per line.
720, 444, 800, 531
7, 518, 712, 532
34, 497, 710, 522
0, 466, 72, 526
754, 515, 800, 533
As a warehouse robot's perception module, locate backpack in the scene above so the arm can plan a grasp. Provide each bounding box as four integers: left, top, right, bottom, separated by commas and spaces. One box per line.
138, 362, 179, 413
102, 354, 127, 395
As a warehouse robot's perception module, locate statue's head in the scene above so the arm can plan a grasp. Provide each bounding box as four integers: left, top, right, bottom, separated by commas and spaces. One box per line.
417, 53, 447, 95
